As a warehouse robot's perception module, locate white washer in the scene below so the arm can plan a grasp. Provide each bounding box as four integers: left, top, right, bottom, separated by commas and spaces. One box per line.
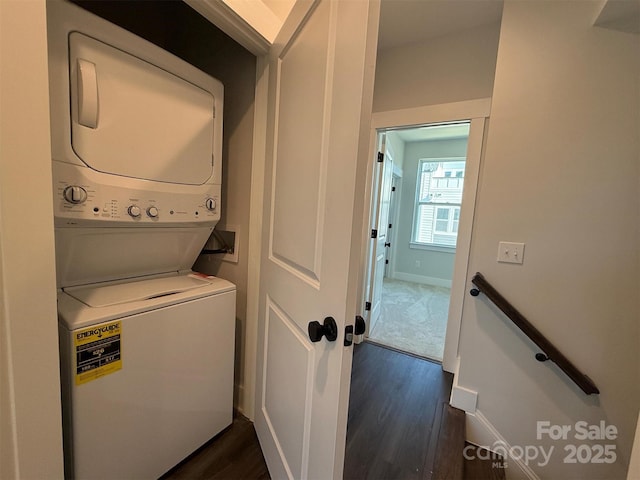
58, 273, 235, 479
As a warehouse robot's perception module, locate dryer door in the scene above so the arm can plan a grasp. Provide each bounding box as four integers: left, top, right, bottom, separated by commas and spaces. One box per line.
69, 33, 215, 185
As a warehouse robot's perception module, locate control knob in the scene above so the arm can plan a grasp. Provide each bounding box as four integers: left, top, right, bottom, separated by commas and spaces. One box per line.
146, 206, 159, 218
127, 205, 141, 218
63, 185, 87, 204
205, 198, 217, 211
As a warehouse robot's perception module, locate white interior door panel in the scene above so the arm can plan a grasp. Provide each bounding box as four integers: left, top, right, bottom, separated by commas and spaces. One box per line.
255, 0, 380, 478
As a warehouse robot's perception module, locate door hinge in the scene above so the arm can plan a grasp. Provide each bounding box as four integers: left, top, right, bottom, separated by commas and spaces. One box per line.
377, 152, 384, 163
388, 223, 392, 229
371, 229, 377, 239
384, 242, 391, 247
365, 301, 371, 311
385, 259, 389, 264
391, 186, 396, 192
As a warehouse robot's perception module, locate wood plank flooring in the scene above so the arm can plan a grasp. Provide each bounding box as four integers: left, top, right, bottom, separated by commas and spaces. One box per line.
344, 341, 454, 480
432, 404, 466, 480
463, 444, 507, 480
160, 415, 270, 480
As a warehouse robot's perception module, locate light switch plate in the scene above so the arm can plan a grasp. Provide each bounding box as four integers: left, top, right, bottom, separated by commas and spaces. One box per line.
497, 241, 525, 264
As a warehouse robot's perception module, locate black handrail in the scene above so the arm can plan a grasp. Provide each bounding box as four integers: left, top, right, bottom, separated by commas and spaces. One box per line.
469, 272, 599, 395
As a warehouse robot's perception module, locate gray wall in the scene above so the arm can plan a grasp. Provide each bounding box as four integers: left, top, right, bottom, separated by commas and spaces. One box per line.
394, 138, 469, 285
373, 22, 501, 112
457, 2, 639, 478
373, 16, 501, 287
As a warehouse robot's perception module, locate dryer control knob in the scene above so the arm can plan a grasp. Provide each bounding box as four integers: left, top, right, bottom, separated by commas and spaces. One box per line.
205, 198, 217, 211
146, 206, 159, 218
127, 205, 141, 218
63, 185, 87, 204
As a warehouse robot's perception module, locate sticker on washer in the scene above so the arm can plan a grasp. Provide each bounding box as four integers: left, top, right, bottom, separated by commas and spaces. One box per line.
74, 321, 122, 385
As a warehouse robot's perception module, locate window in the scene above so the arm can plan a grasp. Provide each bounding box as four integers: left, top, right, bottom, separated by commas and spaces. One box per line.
412, 158, 465, 248
434, 206, 460, 234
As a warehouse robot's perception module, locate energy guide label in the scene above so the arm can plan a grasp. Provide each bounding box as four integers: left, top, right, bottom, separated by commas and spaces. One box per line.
75, 321, 122, 385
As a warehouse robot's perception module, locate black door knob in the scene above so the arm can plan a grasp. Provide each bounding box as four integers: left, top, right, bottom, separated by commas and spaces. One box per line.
308, 317, 338, 343
354, 315, 366, 335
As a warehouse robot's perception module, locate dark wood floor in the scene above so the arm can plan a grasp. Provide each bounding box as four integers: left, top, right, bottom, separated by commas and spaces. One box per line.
344, 341, 454, 480
160, 414, 270, 480
161, 341, 453, 479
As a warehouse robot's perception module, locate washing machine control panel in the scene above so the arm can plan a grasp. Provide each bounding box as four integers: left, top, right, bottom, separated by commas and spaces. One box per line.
53, 162, 221, 226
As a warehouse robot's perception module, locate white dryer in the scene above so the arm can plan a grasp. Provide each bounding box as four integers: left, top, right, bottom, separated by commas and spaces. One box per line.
46, 2, 234, 478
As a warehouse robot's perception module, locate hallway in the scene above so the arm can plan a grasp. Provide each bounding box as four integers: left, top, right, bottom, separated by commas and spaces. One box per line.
344, 342, 454, 479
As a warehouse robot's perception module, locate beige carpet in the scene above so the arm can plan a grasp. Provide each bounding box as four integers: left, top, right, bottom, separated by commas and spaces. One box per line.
368, 278, 450, 361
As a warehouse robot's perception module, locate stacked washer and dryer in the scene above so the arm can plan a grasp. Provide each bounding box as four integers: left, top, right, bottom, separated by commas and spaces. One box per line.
47, 2, 235, 478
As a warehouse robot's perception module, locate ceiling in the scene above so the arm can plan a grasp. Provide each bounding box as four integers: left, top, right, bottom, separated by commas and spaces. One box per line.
378, 0, 504, 50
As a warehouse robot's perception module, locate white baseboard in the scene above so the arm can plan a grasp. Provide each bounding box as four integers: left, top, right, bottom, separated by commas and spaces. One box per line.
449, 371, 538, 480
449, 362, 477, 413
451, 385, 478, 413
465, 409, 540, 480
392, 271, 452, 288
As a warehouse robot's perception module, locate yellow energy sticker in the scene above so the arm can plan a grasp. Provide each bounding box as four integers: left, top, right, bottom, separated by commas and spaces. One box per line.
74, 321, 122, 385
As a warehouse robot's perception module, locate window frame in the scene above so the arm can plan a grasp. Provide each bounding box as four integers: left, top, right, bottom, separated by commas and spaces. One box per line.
411, 156, 466, 250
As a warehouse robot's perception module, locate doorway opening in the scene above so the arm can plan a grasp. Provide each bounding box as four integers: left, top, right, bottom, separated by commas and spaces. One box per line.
364, 122, 471, 362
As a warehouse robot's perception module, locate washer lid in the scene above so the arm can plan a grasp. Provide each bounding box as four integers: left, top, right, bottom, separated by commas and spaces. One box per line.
55, 226, 214, 288
58, 273, 236, 330
65, 273, 223, 308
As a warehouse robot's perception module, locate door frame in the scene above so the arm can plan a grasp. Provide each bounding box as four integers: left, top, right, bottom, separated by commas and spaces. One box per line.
358, 98, 491, 373
385, 173, 402, 278
362, 131, 394, 337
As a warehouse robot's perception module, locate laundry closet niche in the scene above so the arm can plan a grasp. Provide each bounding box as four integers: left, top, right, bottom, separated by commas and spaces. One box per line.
70, 0, 257, 412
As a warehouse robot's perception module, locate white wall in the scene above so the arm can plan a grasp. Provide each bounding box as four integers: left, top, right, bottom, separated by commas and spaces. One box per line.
0, 1, 64, 478
393, 138, 468, 285
456, 1, 639, 478
373, 22, 501, 113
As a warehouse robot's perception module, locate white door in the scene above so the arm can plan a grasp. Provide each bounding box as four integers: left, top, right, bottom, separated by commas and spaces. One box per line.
365, 133, 393, 335
254, 1, 379, 479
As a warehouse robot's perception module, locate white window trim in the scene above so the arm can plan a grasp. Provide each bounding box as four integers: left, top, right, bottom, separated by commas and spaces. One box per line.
412, 156, 466, 248
409, 242, 456, 253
